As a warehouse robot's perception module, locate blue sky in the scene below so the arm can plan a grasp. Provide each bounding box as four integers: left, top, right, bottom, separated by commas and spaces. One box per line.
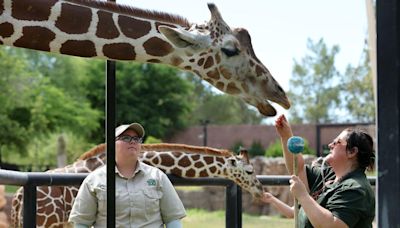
118, 0, 369, 118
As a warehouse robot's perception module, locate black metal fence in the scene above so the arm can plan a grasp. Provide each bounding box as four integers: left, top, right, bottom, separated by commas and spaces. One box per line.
0, 169, 376, 228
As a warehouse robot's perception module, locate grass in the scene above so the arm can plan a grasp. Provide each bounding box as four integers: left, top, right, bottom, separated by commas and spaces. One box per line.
5, 185, 20, 194
182, 208, 293, 228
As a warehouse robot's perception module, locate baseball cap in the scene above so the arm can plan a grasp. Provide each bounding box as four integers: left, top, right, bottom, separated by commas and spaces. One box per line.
115, 123, 145, 138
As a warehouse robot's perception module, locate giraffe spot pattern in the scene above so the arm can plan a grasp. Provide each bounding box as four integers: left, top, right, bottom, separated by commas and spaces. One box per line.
186, 169, 195, 177
215, 53, 221, 64
204, 156, 214, 164
178, 156, 191, 167
216, 82, 224, 91
171, 56, 183, 66
143, 37, 173, 57
219, 67, 232, 79
199, 169, 208, 177
226, 82, 241, 94
160, 154, 175, 166
47, 214, 58, 226
194, 161, 204, 168
118, 15, 151, 39
255, 65, 265, 77
204, 56, 214, 69
206, 68, 220, 80
60, 40, 96, 57
209, 166, 217, 173
148, 59, 161, 63
11, 0, 57, 21
171, 167, 182, 177
191, 154, 200, 161
197, 58, 205, 66
0, 0, 3, 15
153, 156, 159, 165
55, 3, 92, 34
14, 26, 55, 52
96, 11, 119, 39
103, 43, 136, 60
0, 22, 13, 38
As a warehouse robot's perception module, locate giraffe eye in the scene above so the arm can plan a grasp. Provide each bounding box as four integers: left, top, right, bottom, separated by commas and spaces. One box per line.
229, 159, 237, 166
221, 47, 240, 57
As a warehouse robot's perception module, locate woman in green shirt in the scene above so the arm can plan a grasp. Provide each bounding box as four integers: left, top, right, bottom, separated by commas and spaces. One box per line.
275, 115, 375, 228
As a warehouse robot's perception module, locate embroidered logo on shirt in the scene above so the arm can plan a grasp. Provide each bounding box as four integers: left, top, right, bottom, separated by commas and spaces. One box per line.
147, 179, 156, 186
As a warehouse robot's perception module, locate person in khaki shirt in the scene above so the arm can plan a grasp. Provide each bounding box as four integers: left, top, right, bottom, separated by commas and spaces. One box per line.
69, 123, 186, 228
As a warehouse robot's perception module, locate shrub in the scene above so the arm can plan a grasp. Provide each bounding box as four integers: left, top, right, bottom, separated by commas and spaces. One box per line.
144, 136, 162, 144
230, 141, 244, 154
248, 140, 265, 157
265, 138, 315, 157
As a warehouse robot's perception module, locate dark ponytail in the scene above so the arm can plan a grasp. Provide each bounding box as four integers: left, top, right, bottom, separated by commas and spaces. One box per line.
345, 128, 375, 171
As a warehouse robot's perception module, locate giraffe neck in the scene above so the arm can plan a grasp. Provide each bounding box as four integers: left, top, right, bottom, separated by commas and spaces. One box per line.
141, 151, 229, 178
1, 0, 190, 67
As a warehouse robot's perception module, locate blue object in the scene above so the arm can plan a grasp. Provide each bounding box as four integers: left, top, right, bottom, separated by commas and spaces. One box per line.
287, 136, 304, 154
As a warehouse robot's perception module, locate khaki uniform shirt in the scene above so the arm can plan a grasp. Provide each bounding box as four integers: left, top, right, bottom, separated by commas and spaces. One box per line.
69, 163, 186, 228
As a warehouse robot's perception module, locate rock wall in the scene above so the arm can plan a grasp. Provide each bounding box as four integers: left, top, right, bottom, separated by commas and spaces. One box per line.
177, 156, 316, 216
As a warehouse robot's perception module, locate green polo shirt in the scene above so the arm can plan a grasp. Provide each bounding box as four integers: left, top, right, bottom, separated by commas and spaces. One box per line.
69, 163, 186, 228
298, 164, 375, 228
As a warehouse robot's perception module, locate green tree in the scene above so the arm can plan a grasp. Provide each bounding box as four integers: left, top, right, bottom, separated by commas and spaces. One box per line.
0, 47, 36, 153
116, 63, 194, 138
183, 72, 263, 125
188, 93, 263, 125
341, 45, 375, 123
0, 47, 101, 162
288, 38, 341, 124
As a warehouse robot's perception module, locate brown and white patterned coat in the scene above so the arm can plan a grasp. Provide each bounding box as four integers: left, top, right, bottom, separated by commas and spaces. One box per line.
0, 0, 290, 116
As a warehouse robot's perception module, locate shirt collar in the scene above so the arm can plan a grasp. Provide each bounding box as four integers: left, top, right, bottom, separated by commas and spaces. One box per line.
115, 161, 143, 178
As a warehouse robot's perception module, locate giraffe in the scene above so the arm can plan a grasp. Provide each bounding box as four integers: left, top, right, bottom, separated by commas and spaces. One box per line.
11, 143, 264, 227
0, 0, 290, 116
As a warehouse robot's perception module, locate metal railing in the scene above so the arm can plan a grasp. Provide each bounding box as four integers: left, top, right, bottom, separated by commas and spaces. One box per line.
0, 169, 376, 228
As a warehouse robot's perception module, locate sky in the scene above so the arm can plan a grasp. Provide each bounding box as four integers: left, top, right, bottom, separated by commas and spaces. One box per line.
118, 0, 369, 120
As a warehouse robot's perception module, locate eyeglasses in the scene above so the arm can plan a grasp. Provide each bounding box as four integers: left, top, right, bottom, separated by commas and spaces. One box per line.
330, 139, 347, 147
117, 135, 143, 144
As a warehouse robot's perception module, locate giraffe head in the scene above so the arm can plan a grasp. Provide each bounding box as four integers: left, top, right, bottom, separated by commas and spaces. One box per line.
224, 148, 264, 199
158, 3, 290, 116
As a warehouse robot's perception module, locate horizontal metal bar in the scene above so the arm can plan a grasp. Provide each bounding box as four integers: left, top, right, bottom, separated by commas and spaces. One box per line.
0, 169, 28, 185
0, 169, 376, 187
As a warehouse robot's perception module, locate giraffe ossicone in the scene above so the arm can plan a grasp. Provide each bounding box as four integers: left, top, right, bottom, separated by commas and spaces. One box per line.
11, 143, 264, 227
0, 0, 290, 116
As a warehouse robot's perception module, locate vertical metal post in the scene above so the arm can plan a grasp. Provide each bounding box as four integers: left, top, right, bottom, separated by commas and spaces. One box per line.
23, 184, 36, 228
225, 183, 242, 228
201, 120, 210, 146
376, 0, 400, 227
106, 60, 116, 227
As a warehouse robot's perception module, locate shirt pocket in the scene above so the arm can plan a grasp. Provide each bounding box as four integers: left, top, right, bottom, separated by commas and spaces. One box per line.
95, 188, 107, 214
143, 187, 163, 216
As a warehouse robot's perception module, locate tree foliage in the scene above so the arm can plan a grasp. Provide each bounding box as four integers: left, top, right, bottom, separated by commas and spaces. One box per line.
288, 38, 375, 124
288, 38, 341, 124
341, 46, 375, 122
184, 73, 263, 125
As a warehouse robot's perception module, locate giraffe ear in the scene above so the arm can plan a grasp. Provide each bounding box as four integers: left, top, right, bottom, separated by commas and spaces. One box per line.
158, 25, 209, 49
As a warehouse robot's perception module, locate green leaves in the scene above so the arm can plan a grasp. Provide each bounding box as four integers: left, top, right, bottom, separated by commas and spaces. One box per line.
288, 38, 375, 124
